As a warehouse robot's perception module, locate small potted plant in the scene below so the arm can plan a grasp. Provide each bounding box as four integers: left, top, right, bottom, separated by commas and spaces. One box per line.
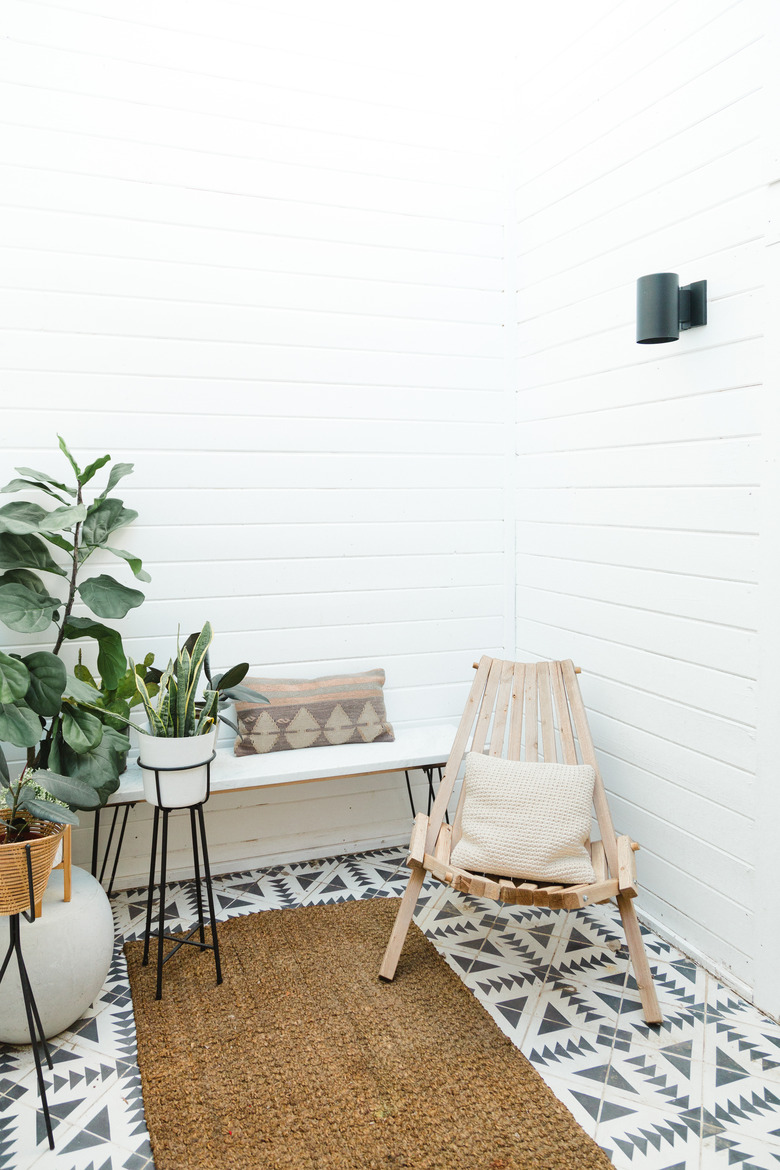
0, 763, 98, 915
131, 622, 266, 808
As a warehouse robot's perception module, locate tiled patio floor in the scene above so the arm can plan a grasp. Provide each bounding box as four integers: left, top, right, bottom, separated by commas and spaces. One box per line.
2, 847, 780, 1169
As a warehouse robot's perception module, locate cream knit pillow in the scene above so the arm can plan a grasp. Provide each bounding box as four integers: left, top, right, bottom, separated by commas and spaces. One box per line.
450, 753, 596, 885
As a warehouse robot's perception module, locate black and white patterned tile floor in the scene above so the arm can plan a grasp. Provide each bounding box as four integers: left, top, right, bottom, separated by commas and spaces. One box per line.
2, 847, 780, 1169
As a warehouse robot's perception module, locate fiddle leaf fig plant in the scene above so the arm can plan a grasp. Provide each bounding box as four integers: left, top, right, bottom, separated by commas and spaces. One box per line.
0, 437, 150, 822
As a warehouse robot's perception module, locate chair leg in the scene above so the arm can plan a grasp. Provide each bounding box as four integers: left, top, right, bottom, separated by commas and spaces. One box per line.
617, 892, 663, 1025
379, 866, 426, 981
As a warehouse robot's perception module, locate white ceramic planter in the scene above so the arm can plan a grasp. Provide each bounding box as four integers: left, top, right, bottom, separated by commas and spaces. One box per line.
138, 727, 218, 808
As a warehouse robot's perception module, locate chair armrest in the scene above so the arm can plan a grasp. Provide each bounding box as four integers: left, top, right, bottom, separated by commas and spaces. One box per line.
616, 834, 639, 898
407, 813, 429, 868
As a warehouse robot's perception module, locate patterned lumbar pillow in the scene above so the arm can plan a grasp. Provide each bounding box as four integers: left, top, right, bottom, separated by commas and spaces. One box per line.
450, 753, 596, 885
234, 669, 395, 755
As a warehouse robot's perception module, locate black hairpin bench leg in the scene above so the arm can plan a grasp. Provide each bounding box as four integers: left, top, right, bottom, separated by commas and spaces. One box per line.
91, 803, 135, 897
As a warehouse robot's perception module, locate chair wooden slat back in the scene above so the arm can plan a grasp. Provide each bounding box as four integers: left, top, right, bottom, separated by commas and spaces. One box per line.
537, 661, 557, 762
429, 654, 615, 858
507, 662, 525, 760
550, 660, 577, 764
489, 659, 514, 757
471, 658, 502, 756
523, 665, 539, 762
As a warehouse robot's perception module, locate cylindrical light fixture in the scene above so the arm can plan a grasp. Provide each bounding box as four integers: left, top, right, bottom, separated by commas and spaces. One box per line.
636, 273, 707, 344
636, 273, 680, 343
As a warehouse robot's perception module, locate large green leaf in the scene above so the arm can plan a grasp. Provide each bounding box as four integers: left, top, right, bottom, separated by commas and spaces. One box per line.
0, 700, 41, 747
0, 650, 29, 704
97, 462, 134, 500
1, 477, 69, 504
82, 498, 138, 548
22, 651, 67, 716
61, 704, 104, 753
79, 453, 111, 487
39, 504, 87, 533
57, 435, 81, 479
18, 792, 81, 825
8, 465, 75, 496
57, 728, 127, 804
105, 545, 151, 583
32, 767, 102, 811
0, 531, 68, 577
62, 616, 126, 690
0, 501, 86, 536
0, 573, 62, 633
78, 574, 144, 619
43, 532, 74, 555
62, 672, 104, 705
0, 501, 88, 536
0, 743, 8, 784
96, 696, 132, 734
212, 663, 249, 692
0, 501, 48, 535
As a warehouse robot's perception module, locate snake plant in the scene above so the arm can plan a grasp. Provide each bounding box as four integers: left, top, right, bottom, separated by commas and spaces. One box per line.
133, 623, 218, 738
132, 622, 267, 738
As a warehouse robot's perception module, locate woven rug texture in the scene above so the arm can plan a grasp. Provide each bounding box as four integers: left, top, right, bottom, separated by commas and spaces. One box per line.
125, 896, 611, 1170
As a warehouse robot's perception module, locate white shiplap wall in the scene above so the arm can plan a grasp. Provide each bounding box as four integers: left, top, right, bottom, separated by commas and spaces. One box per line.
512, 0, 765, 1000
0, 1, 512, 882
3, 0, 778, 1011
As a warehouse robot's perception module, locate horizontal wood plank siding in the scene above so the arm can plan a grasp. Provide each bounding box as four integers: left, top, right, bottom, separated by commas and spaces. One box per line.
0, 2, 510, 873
512, 0, 762, 991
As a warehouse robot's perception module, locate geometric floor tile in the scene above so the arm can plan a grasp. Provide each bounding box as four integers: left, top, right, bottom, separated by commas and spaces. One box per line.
3, 846, 780, 1169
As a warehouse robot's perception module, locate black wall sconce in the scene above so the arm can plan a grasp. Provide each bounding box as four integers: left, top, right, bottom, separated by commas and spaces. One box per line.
636, 273, 707, 343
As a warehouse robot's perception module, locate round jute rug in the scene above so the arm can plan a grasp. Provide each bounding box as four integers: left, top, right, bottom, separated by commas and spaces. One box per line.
125, 896, 612, 1170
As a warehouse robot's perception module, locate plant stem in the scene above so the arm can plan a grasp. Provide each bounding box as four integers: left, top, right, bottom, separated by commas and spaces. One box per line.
41, 480, 83, 767
52, 481, 83, 656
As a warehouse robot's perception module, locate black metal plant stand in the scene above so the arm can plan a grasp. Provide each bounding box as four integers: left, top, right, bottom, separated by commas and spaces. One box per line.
0, 845, 55, 1150
139, 752, 222, 1001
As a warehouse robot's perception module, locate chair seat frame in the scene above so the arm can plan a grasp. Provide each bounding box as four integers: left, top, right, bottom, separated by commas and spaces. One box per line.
379, 656, 662, 1025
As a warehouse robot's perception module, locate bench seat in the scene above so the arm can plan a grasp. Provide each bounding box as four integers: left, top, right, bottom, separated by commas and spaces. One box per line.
91, 723, 460, 891
106, 722, 459, 805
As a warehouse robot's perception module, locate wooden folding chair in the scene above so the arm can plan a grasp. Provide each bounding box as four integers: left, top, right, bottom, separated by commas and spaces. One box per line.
379, 655, 662, 1025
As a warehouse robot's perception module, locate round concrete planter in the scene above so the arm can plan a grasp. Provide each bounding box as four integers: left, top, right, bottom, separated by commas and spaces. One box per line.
0, 866, 114, 1042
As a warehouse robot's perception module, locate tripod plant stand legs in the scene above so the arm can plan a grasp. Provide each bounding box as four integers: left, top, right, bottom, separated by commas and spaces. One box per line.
0, 844, 55, 1149
141, 802, 222, 1000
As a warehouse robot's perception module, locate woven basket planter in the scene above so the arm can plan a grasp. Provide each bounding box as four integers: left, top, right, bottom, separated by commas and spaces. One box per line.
0, 812, 66, 916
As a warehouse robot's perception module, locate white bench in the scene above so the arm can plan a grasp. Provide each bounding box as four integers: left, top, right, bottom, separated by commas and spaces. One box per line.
91, 723, 459, 891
